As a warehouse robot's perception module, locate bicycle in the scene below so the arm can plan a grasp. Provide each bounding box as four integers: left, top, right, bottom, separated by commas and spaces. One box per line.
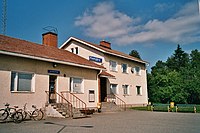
19, 103, 44, 121
0, 103, 23, 123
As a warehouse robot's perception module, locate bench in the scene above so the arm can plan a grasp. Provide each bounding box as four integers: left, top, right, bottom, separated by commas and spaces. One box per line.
152, 104, 170, 112
176, 104, 196, 113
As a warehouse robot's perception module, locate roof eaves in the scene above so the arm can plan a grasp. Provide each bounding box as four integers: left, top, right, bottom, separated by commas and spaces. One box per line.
0, 50, 105, 71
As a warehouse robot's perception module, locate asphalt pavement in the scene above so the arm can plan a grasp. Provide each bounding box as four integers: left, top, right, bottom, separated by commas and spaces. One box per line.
0, 110, 200, 133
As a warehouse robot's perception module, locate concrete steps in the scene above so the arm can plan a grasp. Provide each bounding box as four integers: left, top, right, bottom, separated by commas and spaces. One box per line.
101, 102, 124, 112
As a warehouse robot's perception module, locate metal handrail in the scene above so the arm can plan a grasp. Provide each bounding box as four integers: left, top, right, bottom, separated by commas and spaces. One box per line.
45, 91, 73, 116
61, 91, 87, 112
107, 94, 126, 111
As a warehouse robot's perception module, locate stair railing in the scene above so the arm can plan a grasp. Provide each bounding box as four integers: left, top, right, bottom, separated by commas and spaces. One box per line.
107, 94, 126, 111
45, 91, 73, 116
61, 91, 87, 112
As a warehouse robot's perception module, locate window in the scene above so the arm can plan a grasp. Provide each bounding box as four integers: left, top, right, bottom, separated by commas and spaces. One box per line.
122, 64, 128, 73
122, 85, 129, 95
11, 72, 34, 92
110, 84, 118, 94
135, 66, 141, 75
71, 47, 78, 54
71, 48, 74, 53
136, 86, 142, 95
109, 60, 117, 71
89, 90, 95, 102
75, 47, 78, 54
70, 77, 84, 93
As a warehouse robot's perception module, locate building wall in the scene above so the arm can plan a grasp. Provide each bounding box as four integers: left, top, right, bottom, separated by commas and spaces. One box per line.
63, 41, 148, 106
0, 54, 99, 109
104, 54, 148, 106
65, 41, 105, 65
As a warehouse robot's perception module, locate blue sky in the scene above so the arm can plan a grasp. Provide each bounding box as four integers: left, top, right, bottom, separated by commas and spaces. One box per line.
1, 0, 200, 72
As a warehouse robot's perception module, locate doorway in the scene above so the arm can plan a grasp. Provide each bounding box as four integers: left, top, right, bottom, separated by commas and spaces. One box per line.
100, 77, 107, 102
49, 75, 57, 103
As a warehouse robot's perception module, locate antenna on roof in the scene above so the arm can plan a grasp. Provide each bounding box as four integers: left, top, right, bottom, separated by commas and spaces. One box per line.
198, 0, 200, 14
1, 0, 7, 35
43, 26, 58, 34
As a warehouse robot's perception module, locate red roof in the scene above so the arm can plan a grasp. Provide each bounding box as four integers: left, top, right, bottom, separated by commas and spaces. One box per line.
0, 34, 105, 70
99, 71, 115, 78
61, 37, 148, 64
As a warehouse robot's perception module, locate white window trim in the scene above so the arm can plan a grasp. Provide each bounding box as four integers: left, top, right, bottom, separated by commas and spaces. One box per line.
136, 86, 142, 96
109, 60, 118, 72
121, 63, 128, 73
110, 84, 118, 95
134, 66, 141, 76
11, 71, 35, 93
70, 77, 84, 94
123, 85, 129, 95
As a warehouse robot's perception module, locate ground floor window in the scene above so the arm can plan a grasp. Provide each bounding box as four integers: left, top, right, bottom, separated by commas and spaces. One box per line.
89, 90, 95, 102
110, 84, 118, 94
136, 86, 142, 95
11, 71, 34, 92
70, 77, 84, 93
122, 85, 129, 95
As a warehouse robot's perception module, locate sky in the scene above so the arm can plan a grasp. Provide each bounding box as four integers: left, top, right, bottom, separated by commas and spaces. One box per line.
1, 0, 200, 72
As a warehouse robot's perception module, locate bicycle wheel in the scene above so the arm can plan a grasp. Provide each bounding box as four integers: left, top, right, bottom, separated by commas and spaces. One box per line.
32, 110, 44, 121
12, 111, 23, 123
0, 109, 8, 122
21, 110, 28, 120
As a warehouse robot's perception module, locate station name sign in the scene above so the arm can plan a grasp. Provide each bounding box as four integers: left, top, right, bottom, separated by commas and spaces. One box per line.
48, 70, 60, 74
89, 56, 102, 63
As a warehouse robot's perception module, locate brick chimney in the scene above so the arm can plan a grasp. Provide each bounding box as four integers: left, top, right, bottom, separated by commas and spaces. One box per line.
42, 32, 58, 47
100, 40, 111, 49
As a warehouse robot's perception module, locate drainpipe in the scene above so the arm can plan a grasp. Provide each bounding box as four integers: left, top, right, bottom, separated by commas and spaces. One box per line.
97, 69, 102, 112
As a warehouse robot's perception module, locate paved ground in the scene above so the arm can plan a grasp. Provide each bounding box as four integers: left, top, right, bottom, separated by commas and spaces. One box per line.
0, 110, 200, 133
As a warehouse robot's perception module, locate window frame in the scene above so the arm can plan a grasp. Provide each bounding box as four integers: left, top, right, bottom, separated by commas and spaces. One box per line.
70, 77, 84, 94
75, 47, 79, 55
110, 84, 118, 94
121, 63, 128, 73
136, 86, 142, 96
109, 60, 118, 72
10, 71, 35, 93
122, 85, 129, 95
135, 66, 141, 76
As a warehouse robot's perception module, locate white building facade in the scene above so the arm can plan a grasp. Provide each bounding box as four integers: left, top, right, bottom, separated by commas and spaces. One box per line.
60, 37, 148, 106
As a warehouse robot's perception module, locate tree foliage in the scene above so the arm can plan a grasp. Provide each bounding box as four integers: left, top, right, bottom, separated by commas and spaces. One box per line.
148, 45, 200, 104
129, 50, 141, 59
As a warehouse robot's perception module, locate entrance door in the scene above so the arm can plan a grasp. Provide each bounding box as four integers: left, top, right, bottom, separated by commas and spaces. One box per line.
49, 75, 57, 103
100, 77, 107, 102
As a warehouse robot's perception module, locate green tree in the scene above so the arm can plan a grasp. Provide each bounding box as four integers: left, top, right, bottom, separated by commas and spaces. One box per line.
129, 50, 141, 59
148, 45, 200, 104
166, 44, 189, 71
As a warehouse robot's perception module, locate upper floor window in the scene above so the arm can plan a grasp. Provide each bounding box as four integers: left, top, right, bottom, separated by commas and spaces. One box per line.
109, 60, 117, 71
121, 63, 128, 73
11, 72, 34, 92
122, 85, 129, 95
110, 84, 118, 94
136, 86, 142, 95
75, 47, 79, 54
71, 47, 79, 55
135, 66, 141, 75
70, 77, 84, 93
71, 48, 74, 53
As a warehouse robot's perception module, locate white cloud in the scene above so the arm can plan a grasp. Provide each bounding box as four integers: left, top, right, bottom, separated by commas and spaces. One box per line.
75, 1, 200, 46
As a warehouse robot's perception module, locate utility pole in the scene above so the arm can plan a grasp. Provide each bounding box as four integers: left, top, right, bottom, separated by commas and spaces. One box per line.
2, 0, 7, 35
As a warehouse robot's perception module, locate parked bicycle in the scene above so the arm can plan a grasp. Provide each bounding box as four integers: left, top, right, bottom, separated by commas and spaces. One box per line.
19, 103, 44, 121
0, 103, 23, 123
